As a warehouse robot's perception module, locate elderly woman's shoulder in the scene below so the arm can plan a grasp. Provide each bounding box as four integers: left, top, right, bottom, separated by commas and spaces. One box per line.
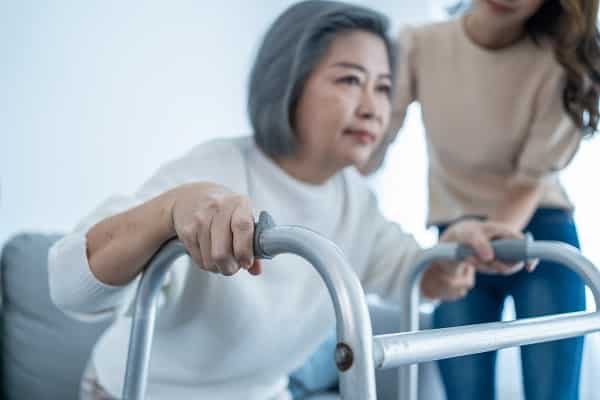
161, 135, 252, 176
186, 136, 252, 157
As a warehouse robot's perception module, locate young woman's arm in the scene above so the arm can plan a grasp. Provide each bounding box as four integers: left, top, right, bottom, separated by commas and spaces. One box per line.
492, 182, 544, 231
494, 66, 582, 232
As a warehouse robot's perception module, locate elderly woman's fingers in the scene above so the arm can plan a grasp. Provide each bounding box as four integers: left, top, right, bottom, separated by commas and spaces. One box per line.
210, 200, 242, 276
421, 262, 475, 301
193, 208, 214, 272
248, 259, 262, 275
231, 199, 255, 270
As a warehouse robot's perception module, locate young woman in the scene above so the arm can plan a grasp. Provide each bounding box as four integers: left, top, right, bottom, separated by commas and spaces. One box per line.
364, 1, 600, 399
48, 2, 523, 399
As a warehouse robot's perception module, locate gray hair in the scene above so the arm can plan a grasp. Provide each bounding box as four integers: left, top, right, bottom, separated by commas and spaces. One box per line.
248, 0, 396, 158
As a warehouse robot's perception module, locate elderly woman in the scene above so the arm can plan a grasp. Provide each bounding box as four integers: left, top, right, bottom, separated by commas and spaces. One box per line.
48, 1, 522, 399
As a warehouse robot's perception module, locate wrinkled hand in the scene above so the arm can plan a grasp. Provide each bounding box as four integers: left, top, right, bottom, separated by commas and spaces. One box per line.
421, 261, 475, 301
170, 182, 262, 276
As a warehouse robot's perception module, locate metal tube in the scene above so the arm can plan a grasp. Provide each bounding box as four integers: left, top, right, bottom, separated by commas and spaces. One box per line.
374, 311, 600, 369
528, 241, 600, 301
397, 244, 458, 400
397, 240, 600, 400
258, 226, 376, 400
122, 240, 187, 400
122, 213, 376, 400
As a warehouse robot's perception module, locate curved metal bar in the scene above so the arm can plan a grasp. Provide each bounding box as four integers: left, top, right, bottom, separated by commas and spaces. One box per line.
528, 241, 600, 301
258, 225, 376, 400
397, 240, 600, 400
122, 213, 376, 400
122, 240, 187, 400
396, 244, 458, 400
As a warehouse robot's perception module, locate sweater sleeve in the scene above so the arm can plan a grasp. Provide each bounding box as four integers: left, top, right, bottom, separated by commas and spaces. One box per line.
48, 196, 143, 321
48, 138, 249, 320
512, 64, 582, 187
390, 25, 418, 134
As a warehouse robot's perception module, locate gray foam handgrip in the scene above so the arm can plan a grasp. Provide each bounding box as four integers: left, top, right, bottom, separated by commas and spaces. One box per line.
456, 233, 532, 263
253, 211, 276, 259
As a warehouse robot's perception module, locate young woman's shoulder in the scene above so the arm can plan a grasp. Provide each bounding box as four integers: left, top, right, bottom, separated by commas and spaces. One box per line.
398, 19, 457, 44
396, 19, 460, 65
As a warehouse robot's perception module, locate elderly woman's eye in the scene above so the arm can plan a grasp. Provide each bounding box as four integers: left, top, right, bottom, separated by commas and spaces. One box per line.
337, 75, 362, 85
377, 84, 392, 96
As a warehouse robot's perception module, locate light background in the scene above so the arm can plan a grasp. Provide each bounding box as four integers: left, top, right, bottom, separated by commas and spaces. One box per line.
1, 0, 598, 282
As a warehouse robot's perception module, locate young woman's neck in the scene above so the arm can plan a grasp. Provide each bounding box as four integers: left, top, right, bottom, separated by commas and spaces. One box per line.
464, 13, 526, 50
274, 152, 338, 185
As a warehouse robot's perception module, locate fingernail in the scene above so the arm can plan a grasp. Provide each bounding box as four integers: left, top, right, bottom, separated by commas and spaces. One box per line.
515, 262, 524, 270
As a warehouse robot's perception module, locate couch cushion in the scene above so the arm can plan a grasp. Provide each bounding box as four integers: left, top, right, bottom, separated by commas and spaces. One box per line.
1, 233, 111, 400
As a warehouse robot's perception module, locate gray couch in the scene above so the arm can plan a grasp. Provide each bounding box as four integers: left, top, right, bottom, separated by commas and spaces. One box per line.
0, 233, 411, 400
0, 233, 111, 400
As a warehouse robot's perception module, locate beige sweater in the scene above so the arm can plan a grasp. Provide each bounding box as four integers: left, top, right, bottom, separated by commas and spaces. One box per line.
391, 17, 581, 226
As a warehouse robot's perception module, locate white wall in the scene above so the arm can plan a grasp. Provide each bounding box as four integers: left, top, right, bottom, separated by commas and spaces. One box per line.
0, 0, 428, 243
1, 0, 598, 275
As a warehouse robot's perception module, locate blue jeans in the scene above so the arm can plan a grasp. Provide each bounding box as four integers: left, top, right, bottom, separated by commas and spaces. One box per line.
433, 208, 585, 400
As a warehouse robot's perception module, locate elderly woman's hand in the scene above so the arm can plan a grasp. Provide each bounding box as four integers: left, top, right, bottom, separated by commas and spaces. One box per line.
421, 261, 476, 301
170, 182, 261, 276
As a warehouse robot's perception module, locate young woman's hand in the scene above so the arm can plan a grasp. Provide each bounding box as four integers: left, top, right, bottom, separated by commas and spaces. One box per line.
170, 182, 261, 276
441, 219, 528, 275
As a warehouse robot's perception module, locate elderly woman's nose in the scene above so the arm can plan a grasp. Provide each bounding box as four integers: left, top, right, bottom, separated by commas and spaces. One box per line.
357, 90, 378, 118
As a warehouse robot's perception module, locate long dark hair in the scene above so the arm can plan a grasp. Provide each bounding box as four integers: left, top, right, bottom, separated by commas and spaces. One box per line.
452, 0, 600, 136
527, 0, 600, 137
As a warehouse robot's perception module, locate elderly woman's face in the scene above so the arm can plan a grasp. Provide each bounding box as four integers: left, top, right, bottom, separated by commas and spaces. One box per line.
293, 30, 392, 170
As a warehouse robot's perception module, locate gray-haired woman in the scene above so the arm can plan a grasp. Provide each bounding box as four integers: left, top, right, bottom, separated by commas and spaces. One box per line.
48, 2, 523, 399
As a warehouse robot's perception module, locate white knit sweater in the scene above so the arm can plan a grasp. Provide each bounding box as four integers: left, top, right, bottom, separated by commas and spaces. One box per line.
48, 136, 422, 399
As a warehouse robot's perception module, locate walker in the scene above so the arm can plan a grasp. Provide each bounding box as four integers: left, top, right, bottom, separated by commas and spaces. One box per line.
122, 212, 600, 400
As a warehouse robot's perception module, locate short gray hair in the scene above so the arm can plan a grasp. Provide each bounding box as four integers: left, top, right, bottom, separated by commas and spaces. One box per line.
248, 0, 396, 158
